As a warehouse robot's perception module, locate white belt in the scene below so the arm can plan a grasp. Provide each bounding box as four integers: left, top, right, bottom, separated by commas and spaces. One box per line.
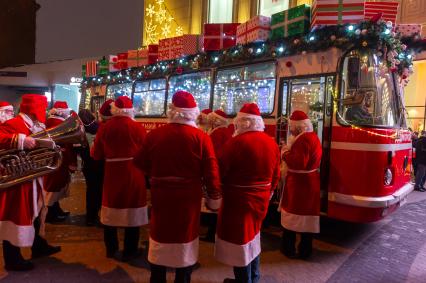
287, 168, 318, 174
105, 157, 134, 162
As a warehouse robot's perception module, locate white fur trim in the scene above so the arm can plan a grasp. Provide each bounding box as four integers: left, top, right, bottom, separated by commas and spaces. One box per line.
100, 205, 148, 227
233, 112, 265, 136
110, 102, 135, 118
48, 108, 71, 118
167, 104, 200, 128
0, 220, 35, 247
17, 133, 26, 150
289, 119, 313, 133
0, 105, 13, 111
205, 197, 222, 211
44, 184, 70, 206
148, 236, 199, 268
215, 232, 261, 267
281, 209, 320, 233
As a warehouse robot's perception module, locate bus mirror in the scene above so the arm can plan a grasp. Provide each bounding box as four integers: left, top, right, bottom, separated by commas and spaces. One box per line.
347, 57, 360, 89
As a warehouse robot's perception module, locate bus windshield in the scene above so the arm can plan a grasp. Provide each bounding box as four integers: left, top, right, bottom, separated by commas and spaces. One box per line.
213, 62, 276, 115
106, 82, 133, 100
133, 79, 167, 116
168, 71, 212, 110
338, 50, 400, 127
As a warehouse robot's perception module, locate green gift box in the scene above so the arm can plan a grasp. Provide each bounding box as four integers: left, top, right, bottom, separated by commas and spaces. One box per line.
270, 4, 311, 40
82, 64, 86, 79
97, 58, 109, 75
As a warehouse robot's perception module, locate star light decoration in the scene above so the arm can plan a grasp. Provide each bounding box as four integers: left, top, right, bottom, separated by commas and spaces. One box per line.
144, 0, 183, 45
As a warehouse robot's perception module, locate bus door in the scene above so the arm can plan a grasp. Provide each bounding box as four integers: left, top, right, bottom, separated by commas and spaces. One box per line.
277, 75, 335, 212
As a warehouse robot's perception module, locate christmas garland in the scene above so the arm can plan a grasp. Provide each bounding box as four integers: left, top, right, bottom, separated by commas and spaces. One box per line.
82, 19, 426, 88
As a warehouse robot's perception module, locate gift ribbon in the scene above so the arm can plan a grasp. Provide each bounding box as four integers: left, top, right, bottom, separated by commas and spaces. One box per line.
271, 12, 308, 37
204, 25, 234, 49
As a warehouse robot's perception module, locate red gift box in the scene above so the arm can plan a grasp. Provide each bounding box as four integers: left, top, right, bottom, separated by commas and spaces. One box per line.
394, 24, 423, 37
159, 35, 202, 61
203, 23, 240, 51
85, 60, 97, 77
116, 52, 128, 70
127, 49, 142, 68
237, 16, 271, 45
312, 0, 364, 27
364, 1, 399, 24
140, 44, 159, 66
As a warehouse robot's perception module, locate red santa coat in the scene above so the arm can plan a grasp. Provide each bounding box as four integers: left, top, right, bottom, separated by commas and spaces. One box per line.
0, 114, 45, 247
92, 116, 148, 227
43, 115, 77, 205
134, 123, 221, 268
281, 132, 322, 233
210, 126, 233, 158
215, 131, 280, 267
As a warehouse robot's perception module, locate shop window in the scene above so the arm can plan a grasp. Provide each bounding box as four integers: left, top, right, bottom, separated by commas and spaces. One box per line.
213, 62, 276, 115
133, 79, 167, 116
168, 71, 213, 111
209, 0, 233, 23
106, 83, 133, 100
53, 84, 80, 112
259, 0, 289, 17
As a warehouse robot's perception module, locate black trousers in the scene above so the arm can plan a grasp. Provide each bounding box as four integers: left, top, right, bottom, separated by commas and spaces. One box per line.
281, 228, 313, 256
103, 226, 139, 255
2, 217, 48, 265
83, 162, 103, 221
150, 263, 193, 283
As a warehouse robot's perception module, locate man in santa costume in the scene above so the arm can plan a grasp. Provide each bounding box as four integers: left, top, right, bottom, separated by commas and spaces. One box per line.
280, 110, 322, 260
92, 96, 148, 261
134, 91, 221, 283
0, 94, 61, 271
0, 101, 15, 123
202, 109, 233, 242
215, 103, 280, 283
98, 99, 114, 123
196, 108, 212, 133
44, 101, 76, 223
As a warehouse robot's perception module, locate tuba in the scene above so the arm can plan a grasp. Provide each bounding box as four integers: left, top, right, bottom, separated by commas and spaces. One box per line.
0, 115, 85, 190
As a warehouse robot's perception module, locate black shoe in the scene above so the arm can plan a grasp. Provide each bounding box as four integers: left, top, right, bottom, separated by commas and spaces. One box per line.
4, 260, 34, 272
298, 250, 312, 260
223, 279, 236, 283
56, 204, 70, 217
45, 213, 67, 223
106, 250, 120, 260
32, 245, 61, 259
280, 245, 297, 259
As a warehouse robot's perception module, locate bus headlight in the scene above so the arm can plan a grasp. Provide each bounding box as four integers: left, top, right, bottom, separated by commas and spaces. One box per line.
384, 168, 393, 186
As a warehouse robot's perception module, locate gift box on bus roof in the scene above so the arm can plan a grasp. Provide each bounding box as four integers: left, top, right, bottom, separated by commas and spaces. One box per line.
127, 49, 142, 68
364, 1, 399, 24
85, 60, 97, 77
270, 4, 311, 40
394, 24, 423, 37
237, 15, 271, 44
311, 0, 364, 27
159, 35, 202, 61
203, 23, 240, 51
138, 45, 159, 66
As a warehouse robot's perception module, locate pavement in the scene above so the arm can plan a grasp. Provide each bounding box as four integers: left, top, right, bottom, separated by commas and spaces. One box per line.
1, 175, 426, 283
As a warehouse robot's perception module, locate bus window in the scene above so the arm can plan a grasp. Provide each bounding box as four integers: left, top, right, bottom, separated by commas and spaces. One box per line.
133, 79, 167, 116
168, 72, 212, 110
106, 82, 133, 100
338, 50, 398, 127
213, 62, 276, 115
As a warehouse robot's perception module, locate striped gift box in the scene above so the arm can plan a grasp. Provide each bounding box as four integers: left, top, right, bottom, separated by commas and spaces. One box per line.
85, 61, 97, 77
364, 1, 399, 23
312, 0, 364, 27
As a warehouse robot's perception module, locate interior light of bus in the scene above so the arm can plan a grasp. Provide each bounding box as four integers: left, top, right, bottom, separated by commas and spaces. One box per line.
407, 54, 412, 59
347, 25, 354, 31
309, 36, 315, 41
384, 29, 391, 35
256, 48, 262, 54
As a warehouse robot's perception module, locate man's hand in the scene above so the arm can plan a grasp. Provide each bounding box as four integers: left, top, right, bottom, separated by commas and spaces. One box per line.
23, 137, 36, 149
281, 144, 290, 154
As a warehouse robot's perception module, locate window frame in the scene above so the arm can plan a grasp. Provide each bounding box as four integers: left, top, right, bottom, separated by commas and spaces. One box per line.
335, 49, 403, 129
105, 81, 134, 101
132, 78, 168, 118
213, 60, 278, 117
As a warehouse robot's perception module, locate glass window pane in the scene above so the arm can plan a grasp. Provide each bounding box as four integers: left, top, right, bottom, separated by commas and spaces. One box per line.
133, 79, 167, 116
209, 0, 233, 23
282, 82, 288, 115
168, 72, 212, 111
213, 63, 276, 115
106, 83, 133, 100
259, 0, 289, 17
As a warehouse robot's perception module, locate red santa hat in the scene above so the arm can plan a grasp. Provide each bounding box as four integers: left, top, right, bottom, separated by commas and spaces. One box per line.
110, 96, 134, 118
0, 101, 13, 111
233, 103, 265, 136
200, 109, 212, 118
208, 109, 229, 126
289, 110, 313, 132
168, 91, 200, 127
49, 100, 71, 118
20, 94, 48, 123
99, 99, 114, 120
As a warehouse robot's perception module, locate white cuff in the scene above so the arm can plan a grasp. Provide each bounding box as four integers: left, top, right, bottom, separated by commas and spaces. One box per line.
205, 197, 222, 211
17, 134, 26, 150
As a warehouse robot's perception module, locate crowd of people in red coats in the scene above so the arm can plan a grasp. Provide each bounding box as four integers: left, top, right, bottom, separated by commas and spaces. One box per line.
0, 91, 322, 283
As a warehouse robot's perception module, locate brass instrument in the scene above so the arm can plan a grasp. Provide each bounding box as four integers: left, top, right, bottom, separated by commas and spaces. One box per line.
0, 115, 85, 190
